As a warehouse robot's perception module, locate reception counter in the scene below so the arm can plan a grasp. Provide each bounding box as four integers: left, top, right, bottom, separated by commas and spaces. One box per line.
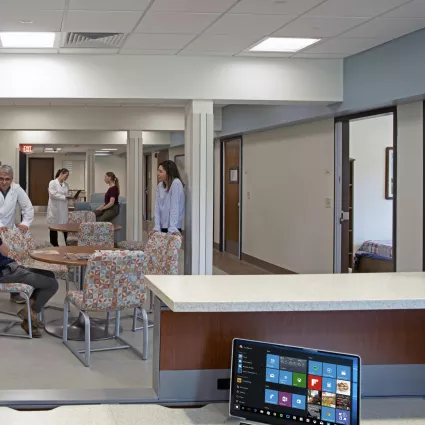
1, 398, 423, 424
146, 273, 425, 402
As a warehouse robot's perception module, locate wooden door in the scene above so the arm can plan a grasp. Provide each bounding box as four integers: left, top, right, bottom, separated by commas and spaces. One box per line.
146, 154, 152, 220
223, 138, 241, 257
157, 150, 168, 166
29, 158, 54, 206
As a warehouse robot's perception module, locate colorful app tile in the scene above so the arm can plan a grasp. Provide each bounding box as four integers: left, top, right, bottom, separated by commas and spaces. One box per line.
308, 375, 322, 390
280, 356, 308, 373
307, 404, 321, 419
337, 366, 351, 381
322, 377, 336, 393
266, 354, 280, 369
278, 392, 292, 407
308, 390, 322, 406
279, 370, 293, 386
336, 380, 351, 396
323, 363, 337, 378
336, 395, 351, 411
322, 392, 336, 408
293, 372, 307, 388
266, 368, 279, 383
292, 394, 306, 410
265, 389, 278, 405
336, 409, 350, 424
309, 361, 323, 376
322, 407, 336, 422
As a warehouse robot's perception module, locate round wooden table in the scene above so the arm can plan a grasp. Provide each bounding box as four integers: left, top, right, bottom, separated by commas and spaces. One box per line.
49, 223, 122, 233
30, 246, 122, 341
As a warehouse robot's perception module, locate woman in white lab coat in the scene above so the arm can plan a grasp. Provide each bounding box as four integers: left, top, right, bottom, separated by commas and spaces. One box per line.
47, 168, 72, 246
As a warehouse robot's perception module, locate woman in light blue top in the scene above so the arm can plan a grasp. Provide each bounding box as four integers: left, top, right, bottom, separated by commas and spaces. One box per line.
153, 160, 185, 234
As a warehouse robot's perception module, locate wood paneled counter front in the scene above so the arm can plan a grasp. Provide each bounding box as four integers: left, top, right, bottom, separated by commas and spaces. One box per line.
146, 273, 425, 402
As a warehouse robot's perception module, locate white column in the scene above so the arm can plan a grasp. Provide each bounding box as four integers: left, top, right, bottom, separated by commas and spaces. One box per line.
127, 131, 144, 241
85, 150, 95, 200
184, 100, 214, 275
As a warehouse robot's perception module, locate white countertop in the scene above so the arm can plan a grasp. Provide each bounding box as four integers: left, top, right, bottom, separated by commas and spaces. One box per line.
0, 399, 423, 424
144, 273, 425, 312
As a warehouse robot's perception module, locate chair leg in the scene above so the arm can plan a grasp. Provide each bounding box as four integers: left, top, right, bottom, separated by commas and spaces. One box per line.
83, 311, 91, 367
115, 310, 121, 338
63, 298, 69, 343
141, 307, 148, 360
22, 293, 32, 339
132, 308, 137, 332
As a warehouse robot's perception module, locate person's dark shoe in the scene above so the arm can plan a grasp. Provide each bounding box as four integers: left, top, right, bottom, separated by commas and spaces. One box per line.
17, 308, 44, 328
10, 293, 26, 304
21, 320, 42, 338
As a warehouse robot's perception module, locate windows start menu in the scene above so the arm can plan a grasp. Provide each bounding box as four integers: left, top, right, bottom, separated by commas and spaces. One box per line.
231, 341, 359, 425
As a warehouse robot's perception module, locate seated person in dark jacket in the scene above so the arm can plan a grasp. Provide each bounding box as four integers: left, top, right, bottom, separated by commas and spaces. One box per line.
0, 237, 59, 337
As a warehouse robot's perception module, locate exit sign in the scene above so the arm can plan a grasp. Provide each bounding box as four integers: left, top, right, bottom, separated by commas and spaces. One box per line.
20, 145, 32, 153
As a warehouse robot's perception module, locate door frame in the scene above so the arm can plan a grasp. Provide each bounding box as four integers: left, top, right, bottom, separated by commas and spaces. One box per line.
219, 136, 243, 259
334, 106, 397, 272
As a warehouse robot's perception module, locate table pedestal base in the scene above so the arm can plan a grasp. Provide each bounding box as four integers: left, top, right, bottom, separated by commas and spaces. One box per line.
45, 315, 122, 341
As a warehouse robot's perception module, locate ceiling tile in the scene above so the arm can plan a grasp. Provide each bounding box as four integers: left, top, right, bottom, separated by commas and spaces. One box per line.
151, 0, 238, 13
122, 33, 196, 50
69, 0, 151, 11
306, 0, 409, 17
206, 14, 294, 35
65, 10, 143, 32
184, 33, 262, 51
0, 9, 63, 31
119, 49, 178, 55
302, 37, 389, 54
136, 11, 220, 34
0, 48, 57, 54
341, 17, 425, 39
179, 50, 235, 56
274, 16, 368, 38
383, 1, 425, 18
230, 0, 325, 15
0, 0, 65, 10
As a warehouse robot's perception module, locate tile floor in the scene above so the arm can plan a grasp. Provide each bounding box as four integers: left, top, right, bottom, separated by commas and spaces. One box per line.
0, 213, 264, 393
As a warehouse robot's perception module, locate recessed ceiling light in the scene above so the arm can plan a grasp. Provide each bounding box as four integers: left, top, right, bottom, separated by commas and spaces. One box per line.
250, 37, 320, 53
20, 20, 34, 24
95, 153, 110, 156
0, 32, 56, 48
101, 148, 117, 151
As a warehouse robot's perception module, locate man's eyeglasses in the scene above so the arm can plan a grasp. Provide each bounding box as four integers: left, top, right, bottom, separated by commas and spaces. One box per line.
0, 178, 12, 182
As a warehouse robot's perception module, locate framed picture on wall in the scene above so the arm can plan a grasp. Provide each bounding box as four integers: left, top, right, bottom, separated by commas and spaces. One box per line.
174, 154, 185, 184
385, 147, 394, 200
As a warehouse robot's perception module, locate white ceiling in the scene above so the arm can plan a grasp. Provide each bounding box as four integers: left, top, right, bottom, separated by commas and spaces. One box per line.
0, 0, 424, 58
30, 143, 127, 154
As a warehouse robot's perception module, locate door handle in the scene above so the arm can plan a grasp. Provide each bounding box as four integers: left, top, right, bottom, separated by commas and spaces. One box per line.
340, 211, 349, 223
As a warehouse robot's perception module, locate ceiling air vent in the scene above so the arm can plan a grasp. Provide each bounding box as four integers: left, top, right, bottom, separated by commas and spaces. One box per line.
62, 32, 126, 48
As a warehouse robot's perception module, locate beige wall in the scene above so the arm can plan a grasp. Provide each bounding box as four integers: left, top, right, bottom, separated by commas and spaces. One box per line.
241, 119, 335, 274
95, 155, 127, 197
397, 102, 423, 272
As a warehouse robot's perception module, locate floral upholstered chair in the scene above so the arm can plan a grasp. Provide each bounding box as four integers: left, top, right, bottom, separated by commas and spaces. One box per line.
0, 283, 34, 338
67, 211, 96, 246
77, 222, 114, 248
117, 221, 155, 251
132, 231, 182, 331
0, 229, 70, 290
63, 250, 148, 367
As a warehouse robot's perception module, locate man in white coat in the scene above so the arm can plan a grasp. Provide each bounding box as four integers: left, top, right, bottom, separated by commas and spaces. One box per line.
0, 164, 35, 304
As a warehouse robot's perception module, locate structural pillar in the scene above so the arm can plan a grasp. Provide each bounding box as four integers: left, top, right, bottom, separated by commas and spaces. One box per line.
127, 131, 144, 241
184, 100, 214, 275
85, 150, 95, 200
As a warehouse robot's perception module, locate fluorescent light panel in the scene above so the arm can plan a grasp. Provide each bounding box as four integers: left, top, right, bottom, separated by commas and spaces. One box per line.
101, 148, 117, 151
250, 37, 320, 53
0, 32, 56, 48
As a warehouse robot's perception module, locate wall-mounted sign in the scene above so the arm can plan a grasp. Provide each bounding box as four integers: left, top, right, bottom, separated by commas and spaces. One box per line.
20, 145, 33, 153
